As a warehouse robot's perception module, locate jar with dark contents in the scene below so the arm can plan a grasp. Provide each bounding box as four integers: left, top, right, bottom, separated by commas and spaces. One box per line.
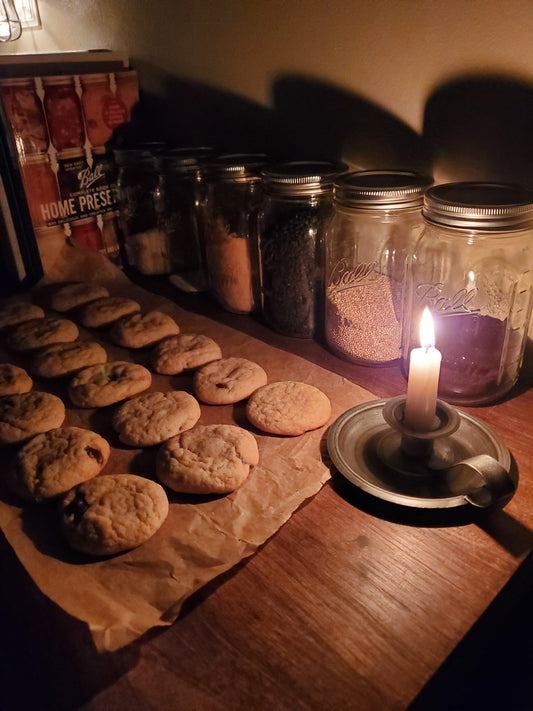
155, 147, 212, 291
114, 146, 172, 275
42, 76, 85, 151
258, 161, 344, 338
204, 153, 268, 313
403, 182, 533, 405
325, 171, 432, 365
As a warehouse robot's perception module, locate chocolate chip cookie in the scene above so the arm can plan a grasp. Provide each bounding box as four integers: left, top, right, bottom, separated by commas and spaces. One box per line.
48, 281, 109, 312
0, 391, 65, 445
150, 333, 222, 375
68, 361, 152, 408
30, 341, 107, 378
6, 317, 79, 352
0, 363, 32, 395
108, 310, 180, 349
77, 296, 141, 328
193, 357, 267, 405
0, 301, 45, 330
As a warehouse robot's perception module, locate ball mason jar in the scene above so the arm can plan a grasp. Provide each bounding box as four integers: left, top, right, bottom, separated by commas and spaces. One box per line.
204, 153, 268, 314
402, 182, 533, 405
324, 170, 432, 365
258, 161, 345, 338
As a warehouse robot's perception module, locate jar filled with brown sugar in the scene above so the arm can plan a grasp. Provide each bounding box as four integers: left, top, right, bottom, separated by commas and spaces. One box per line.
324, 170, 432, 365
204, 153, 269, 313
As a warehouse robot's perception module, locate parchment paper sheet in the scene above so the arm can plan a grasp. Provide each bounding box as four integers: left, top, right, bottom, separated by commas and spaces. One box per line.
0, 243, 377, 652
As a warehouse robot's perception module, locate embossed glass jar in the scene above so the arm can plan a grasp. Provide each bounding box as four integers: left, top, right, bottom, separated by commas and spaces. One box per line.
324, 171, 431, 365
402, 182, 533, 405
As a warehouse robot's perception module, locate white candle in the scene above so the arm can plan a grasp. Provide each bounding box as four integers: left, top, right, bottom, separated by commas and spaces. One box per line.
404, 307, 442, 432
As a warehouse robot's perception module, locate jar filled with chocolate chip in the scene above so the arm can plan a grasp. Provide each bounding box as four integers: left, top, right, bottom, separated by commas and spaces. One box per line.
258, 161, 344, 338
204, 153, 268, 313
324, 170, 432, 365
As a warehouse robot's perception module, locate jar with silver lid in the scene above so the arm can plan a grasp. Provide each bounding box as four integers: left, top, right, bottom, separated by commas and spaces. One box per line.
402, 182, 533, 405
324, 170, 432, 365
204, 153, 268, 313
258, 160, 345, 338
155, 147, 212, 292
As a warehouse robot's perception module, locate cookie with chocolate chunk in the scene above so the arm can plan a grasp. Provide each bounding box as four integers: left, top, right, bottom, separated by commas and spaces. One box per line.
68, 361, 152, 408
48, 282, 109, 313
193, 356, 267, 404
156, 424, 259, 494
9, 426, 110, 502
0, 363, 32, 395
59, 474, 169, 555
0, 391, 65, 445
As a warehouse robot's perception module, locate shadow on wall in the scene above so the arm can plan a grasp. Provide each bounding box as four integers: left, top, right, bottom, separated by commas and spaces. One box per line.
130, 61, 533, 184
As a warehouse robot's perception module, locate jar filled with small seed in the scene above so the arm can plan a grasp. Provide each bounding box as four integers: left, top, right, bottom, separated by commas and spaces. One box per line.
258, 161, 345, 338
204, 153, 269, 313
324, 170, 432, 365
155, 147, 213, 292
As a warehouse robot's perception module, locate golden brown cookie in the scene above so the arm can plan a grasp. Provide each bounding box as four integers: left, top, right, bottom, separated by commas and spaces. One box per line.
59, 474, 169, 555
48, 281, 109, 312
77, 296, 141, 328
150, 333, 222, 375
68, 361, 152, 408
193, 356, 267, 404
0, 391, 65, 446
112, 390, 201, 447
0, 301, 45, 330
156, 424, 259, 494
9, 426, 110, 502
108, 310, 180, 349
6, 317, 79, 352
30, 341, 107, 378
246, 381, 331, 436
0, 363, 32, 395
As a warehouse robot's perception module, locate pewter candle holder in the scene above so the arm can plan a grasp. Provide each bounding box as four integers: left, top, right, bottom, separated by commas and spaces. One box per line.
327, 396, 516, 509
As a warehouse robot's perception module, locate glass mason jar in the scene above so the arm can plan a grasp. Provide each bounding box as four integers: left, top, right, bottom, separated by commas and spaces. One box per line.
42, 76, 85, 151
114, 146, 172, 276
325, 170, 432, 365
258, 161, 344, 338
204, 153, 268, 313
154, 148, 211, 292
402, 182, 533, 405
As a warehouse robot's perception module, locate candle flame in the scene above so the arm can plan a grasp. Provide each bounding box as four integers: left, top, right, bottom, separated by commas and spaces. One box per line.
419, 307, 435, 349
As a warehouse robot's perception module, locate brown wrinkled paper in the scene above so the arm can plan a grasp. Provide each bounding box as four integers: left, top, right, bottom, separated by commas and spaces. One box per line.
0, 242, 376, 651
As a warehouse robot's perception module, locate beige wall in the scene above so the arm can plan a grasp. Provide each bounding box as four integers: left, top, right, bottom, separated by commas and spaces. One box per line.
3, 0, 533, 182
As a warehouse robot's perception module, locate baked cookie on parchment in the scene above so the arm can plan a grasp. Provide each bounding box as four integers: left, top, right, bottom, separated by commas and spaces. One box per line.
59, 474, 169, 556
156, 424, 259, 494
0, 391, 65, 446
150, 333, 222, 375
77, 296, 141, 328
193, 356, 267, 405
68, 361, 152, 408
108, 310, 180, 349
0, 301, 45, 330
6, 317, 79, 352
48, 281, 109, 313
0, 363, 32, 395
112, 390, 201, 447
30, 341, 107, 378
9, 426, 110, 502
246, 381, 331, 436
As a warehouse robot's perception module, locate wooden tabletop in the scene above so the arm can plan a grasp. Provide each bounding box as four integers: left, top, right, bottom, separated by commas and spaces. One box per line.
2, 278, 533, 711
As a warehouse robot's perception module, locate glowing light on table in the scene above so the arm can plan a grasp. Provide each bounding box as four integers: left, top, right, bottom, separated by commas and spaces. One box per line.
404, 307, 442, 432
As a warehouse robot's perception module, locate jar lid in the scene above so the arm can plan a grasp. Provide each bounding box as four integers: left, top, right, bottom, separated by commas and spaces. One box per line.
155, 146, 213, 173
261, 160, 346, 195
334, 170, 433, 209
211, 153, 270, 181
423, 182, 533, 230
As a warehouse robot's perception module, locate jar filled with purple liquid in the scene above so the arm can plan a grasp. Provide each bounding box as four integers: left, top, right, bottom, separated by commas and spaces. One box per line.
402, 182, 533, 405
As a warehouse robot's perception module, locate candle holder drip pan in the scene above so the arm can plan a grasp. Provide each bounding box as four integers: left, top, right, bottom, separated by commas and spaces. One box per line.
327, 396, 516, 509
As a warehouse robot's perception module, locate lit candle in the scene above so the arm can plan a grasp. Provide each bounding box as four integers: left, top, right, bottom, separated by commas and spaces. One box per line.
404, 307, 442, 431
